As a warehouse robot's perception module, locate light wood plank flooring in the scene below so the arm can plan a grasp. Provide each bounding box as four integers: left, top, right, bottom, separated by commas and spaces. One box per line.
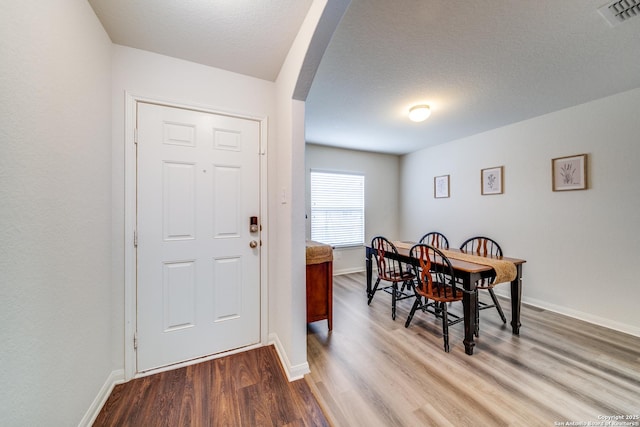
306, 272, 640, 427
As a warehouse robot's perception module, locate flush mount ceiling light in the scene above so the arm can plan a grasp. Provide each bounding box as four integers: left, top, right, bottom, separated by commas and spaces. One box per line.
408, 104, 431, 122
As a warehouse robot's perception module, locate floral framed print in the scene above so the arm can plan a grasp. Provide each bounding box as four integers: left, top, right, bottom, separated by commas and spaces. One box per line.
552, 154, 588, 191
434, 175, 450, 198
481, 166, 503, 195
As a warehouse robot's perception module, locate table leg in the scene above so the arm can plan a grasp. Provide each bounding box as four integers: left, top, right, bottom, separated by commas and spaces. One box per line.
510, 264, 523, 335
462, 274, 478, 355
365, 247, 372, 299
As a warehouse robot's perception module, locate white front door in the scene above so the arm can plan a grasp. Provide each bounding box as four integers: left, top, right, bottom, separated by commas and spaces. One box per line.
136, 102, 261, 372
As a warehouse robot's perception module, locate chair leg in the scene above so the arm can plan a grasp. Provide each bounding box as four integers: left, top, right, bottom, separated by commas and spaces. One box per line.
488, 288, 507, 323
441, 302, 450, 353
368, 278, 381, 305
405, 297, 421, 328
475, 292, 480, 337
404, 279, 414, 292
433, 300, 443, 319
391, 283, 398, 320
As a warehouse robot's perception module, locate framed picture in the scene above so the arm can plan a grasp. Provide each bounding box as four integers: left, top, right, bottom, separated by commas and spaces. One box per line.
552, 154, 588, 191
434, 175, 450, 198
481, 166, 503, 195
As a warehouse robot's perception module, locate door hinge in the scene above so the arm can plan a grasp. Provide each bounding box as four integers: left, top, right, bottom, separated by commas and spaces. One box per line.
133, 230, 138, 247
133, 332, 138, 350
134, 128, 138, 145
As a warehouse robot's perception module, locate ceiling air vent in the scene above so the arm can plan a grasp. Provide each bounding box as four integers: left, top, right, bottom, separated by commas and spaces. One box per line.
598, 0, 640, 26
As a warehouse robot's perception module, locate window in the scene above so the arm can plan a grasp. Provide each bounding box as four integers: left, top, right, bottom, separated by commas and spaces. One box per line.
310, 170, 365, 247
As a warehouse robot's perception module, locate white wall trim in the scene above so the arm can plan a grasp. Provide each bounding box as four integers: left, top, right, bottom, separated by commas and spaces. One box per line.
123, 92, 136, 381
521, 297, 640, 338
78, 369, 125, 427
334, 267, 365, 276
259, 114, 270, 350
124, 92, 270, 380
268, 333, 310, 381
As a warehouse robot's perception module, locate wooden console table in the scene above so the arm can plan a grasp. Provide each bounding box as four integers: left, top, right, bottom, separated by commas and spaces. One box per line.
306, 240, 333, 330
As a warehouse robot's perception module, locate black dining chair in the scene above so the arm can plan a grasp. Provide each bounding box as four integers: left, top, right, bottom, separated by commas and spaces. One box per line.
419, 231, 449, 249
405, 243, 463, 352
368, 236, 415, 320
459, 236, 507, 334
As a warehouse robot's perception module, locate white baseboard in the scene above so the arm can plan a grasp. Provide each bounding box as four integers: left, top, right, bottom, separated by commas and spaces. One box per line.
268, 333, 310, 381
520, 296, 640, 338
490, 287, 640, 338
333, 267, 365, 276
78, 369, 125, 427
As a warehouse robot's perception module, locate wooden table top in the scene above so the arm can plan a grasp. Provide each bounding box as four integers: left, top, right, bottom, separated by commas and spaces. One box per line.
389, 243, 526, 274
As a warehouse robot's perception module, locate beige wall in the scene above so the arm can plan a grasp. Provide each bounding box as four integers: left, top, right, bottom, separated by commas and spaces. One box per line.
400, 87, 640, 337
0, 0, 113, 425
305, 144, 401, 274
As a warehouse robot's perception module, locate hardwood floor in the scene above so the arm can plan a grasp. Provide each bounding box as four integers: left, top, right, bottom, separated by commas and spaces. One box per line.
93, 345, 328, 427
94, 272, 639, 426
305, 272, 640, 427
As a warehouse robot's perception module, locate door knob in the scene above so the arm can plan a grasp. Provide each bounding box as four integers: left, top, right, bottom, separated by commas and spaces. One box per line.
249, 240, 258, 248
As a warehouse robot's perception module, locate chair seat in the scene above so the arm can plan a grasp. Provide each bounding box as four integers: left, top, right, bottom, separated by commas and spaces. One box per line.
475, 280, 507, 289
415, 283, 463, 303
475, 282, 495, 289
381, 271, 415, 282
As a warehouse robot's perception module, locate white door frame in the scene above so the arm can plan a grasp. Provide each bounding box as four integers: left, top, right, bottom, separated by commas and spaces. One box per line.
123, 92, 269, 380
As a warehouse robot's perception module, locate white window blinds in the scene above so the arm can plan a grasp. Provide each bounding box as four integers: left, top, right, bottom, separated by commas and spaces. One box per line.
310, 170, 365, 247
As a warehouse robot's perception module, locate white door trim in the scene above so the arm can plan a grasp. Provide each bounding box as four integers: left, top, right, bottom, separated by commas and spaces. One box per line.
123, 92, 269, 380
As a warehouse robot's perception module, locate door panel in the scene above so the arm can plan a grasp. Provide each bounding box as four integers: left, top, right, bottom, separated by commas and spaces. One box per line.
213, 165, 240, 237
136, 102, 261, 372
213, 256, 242, 320
162, 162, 196, 240
163, 260, 195, 331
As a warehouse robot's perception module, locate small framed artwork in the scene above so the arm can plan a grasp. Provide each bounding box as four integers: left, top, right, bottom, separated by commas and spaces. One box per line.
434, 175, 450, 198
552, 154, 588, 191
481, 166, 504, 195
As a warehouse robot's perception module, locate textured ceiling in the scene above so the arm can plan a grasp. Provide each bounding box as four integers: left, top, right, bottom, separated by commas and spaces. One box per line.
89, 0, 313, 81
89, 0, 640, 155
306, 0, 640, 154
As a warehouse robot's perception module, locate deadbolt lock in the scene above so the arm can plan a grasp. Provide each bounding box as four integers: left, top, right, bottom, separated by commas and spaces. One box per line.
250, 216, 259, 233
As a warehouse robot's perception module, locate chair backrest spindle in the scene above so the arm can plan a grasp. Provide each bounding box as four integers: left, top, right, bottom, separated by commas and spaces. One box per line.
419, 232, 450, 249
460, 236, 503, 257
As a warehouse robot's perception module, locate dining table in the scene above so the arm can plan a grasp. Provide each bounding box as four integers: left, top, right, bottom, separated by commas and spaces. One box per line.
365, 242, 526, 355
